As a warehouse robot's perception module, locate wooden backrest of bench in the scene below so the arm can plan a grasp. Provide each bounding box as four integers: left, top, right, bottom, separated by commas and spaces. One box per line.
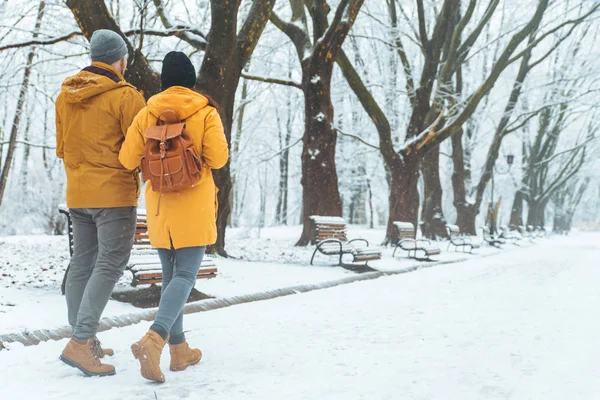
446, 224, 460, 237
310, 216, 347, 243
134, 214, 152, 248
393, 221, 416, 240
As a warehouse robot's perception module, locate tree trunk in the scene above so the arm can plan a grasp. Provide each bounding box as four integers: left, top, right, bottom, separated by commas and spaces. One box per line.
526, 199, 547, 227
451, 128, 477, 234
230, 75, 249, 228
386, 157, 420, 245
281, 99, 292, 225
296, 59, 342, 246
421, 146, 448, 238
197, 0, 277, 255
275, 98, 291, 225
0, 1, 45, 207
509, 190, 525, 227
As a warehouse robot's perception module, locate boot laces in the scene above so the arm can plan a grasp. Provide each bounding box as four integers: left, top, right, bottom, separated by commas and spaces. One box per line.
91, 338, 103, 359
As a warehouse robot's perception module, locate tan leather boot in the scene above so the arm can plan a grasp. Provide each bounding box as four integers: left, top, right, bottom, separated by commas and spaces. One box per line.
169, 341, 202, 371
131, 331, 168, 383
92, 337, 114, 358
60, 338, 115, 377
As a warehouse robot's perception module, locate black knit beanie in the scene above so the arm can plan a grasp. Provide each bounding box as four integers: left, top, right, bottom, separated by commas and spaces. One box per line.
161, 51, 196, 90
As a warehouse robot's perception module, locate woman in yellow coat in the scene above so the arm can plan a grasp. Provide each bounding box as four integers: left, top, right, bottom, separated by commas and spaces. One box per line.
119, 52, 228, 383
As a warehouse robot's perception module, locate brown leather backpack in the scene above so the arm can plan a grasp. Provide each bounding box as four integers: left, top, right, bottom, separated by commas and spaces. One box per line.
140, 110, 202, 215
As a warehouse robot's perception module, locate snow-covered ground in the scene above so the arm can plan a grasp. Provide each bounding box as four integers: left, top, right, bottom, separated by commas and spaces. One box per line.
1, 232, 598, 399
0, 225, 502, 334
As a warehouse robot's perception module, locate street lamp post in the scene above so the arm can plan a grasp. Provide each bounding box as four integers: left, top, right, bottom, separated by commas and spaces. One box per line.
490, 154, 514, 235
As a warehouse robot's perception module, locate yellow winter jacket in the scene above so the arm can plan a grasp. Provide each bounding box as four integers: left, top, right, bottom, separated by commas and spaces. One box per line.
119, 86, 229, 249
55, 62, 146, 208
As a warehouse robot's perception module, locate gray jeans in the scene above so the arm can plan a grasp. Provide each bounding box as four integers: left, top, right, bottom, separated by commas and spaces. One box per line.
66, 207, 136, 340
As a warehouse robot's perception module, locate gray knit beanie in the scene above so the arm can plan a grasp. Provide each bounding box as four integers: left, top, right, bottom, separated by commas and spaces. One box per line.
90, 29, 128, 65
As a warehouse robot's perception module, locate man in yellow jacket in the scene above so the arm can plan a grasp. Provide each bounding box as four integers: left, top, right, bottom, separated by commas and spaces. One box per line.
55, 29, 146, 377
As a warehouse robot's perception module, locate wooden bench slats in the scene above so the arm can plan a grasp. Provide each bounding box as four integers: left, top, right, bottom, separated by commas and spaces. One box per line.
59, 206, 218, 289
310, 216, 382, 267
446, 224, 479, 253
392, 221, 441, 260
135, 273, 217, 286
135, 268, 217, 278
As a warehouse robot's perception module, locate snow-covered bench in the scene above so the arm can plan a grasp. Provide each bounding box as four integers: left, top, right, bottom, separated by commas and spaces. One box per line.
481, 226, 505, 247
445, 224, 480, 253
499, 225, 522, 245
392, 222, 440, 261
58, 207, 217, 294
309, 216, 382, 267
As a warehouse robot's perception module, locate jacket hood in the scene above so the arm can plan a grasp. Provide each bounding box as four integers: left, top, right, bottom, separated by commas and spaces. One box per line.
147, 86, 210, 121
60, 62, 125, 103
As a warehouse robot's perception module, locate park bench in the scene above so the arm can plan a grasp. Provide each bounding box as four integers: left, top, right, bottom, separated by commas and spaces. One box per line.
499, 225, 522, 245
309, 216, 382, 267
481, 226, 506, 247
445, 224, 480, 253
518, 225, 535, 241
58, 207, 217, 294
535, 226, 548, 238
392, 221, 441, 261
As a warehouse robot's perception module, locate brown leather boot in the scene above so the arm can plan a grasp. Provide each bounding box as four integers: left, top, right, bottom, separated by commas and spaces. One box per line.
131, 330, 168, 383
169, 341, 202, 371
60, 338, 116, 377
92, 337, 114, 358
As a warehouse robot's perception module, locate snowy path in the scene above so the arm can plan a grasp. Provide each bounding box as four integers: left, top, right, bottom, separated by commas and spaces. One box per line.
2, 233, 599, 399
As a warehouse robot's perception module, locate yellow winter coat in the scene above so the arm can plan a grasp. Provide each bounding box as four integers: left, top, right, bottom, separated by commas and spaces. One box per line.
119, 86, 229, 249
56, 62, 146, 208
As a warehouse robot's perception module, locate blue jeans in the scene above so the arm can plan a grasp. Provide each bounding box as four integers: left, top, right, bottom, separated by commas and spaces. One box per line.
153, 246, 205, 343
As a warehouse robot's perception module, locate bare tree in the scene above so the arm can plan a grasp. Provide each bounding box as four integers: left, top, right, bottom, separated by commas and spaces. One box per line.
0, 1, 45, 207
270, 0, 365, 245
65, 0, 161, 98
452, 4, 597, 234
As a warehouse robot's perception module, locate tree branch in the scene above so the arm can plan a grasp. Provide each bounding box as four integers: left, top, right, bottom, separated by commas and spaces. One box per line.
416, 0, 429, 45
336, 49, 395, 165
152, 0, 207, 50
507, 4, 600, 65
270, 11, 312, 61
456, 0, 500, 65
426, 0, 551, 149
241, 72, 302, 89
237, 0, 278, 68
0, 31, 81, 52
0, 140, 55, 149
335, 128, 380, 150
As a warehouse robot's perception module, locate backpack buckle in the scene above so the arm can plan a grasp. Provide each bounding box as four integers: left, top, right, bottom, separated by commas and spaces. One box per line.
164, 173, 172, 187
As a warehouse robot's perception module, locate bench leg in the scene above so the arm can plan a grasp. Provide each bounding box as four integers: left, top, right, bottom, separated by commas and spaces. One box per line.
392, 244, 400, 258
310, 248, 319, 265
